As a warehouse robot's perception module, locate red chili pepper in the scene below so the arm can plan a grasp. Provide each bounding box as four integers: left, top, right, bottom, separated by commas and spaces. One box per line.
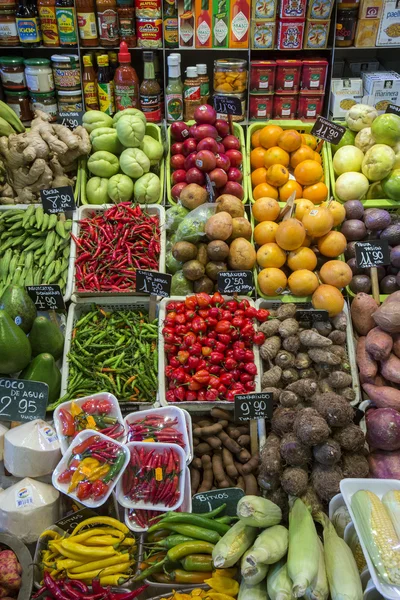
72, 435, 99, 455
210, 351, 224, 365
256, 309, 270, 322
59, 408, 75, 437
245, 306, 257, 318
191, 316, 207, 334
205, 388, 219, 402
81, 399, 98, 415
244, 363, 258, 375
97, 399, 112, 414
76, 481, 93, 500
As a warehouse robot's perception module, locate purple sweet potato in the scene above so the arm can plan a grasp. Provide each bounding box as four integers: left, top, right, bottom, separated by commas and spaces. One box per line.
363, 383, 400, 412
365, 327, 393, 361
356, 337, 378, 380
351, 293, 379, 335
359, 373, 389, 387
373, 301, 400, 334
381, 353, 400, 384
368, 449, 400, 478
393, 333, 400, 359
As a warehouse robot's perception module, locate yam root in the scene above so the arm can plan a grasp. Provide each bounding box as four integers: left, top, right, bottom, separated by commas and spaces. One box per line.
299, 368, 317, 380
341, 452, 369, 478
308, 348, 341, 365
331, 311, 347, 332
327, 371, 353, 389
372, 301, 400, 334
261, 387, 282, 402
279, 318, 299, 338
362, 383, 400, 411
329, 345, 348, 361
328, 330, 347, 345
260, 336, 281, 361
381, 354, 400, 384
286, 378, 318, 398
312, 392, 354, 428
275, 350, 295, 368
313, 439, 341, 466
279, 433, 311, 467
279, 390, 300, 408
258, 472, 281, 492
365, 327, 393, 361
260, 319, 280, 337
311, 464, 343, 503
393, 334, 400, 359
299, 330, 333, 348
318, 380, 334, 394
293, 407, 331, 446
276, 304, 297, 320
260, 434, 282, 476
261, 366, 282, 388
341, 388, 356, 403
281, 466, 308, 496
281, 368, 299, 385
271, 407, 296, 436
283, 335, 301, 353
333, 424, 365, 453
351, 293, 378, 335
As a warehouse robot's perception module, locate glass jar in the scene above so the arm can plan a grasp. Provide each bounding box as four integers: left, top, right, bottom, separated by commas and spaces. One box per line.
0, 9, 18, 45
0, 56, 26, 90
5, 90, 33, 121
51, 54, 81, 90
214, 58, 247, 93
30, 90, 58, 121
57, 88, 83, 111
24, 58, 55, 93
336, 6, 359, 46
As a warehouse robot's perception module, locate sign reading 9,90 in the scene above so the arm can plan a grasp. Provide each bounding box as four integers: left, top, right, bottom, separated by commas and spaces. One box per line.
234, 392, 273, 421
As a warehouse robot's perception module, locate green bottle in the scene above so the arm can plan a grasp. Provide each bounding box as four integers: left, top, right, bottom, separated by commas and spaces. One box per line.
166, 54, 183, 123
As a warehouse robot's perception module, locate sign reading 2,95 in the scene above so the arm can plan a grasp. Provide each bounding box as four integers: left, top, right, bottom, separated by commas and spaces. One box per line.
234, 392, 273, 421
0, 378, 49, 422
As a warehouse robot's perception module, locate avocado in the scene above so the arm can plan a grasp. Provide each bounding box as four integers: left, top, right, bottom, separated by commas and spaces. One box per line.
20, 353, 61, 403
0, 309, 31, 374
0, 285, 37, 333
29, 316, 64, 360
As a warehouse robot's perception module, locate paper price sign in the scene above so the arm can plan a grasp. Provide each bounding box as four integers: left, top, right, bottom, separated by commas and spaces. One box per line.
40, 185, 76, 214
218, 271, 253, 294
355, 240, 390, 269
296, 309, 329, 322
192, 488, 245, 516
0, 377, 48, 421
57, 111, 83, 130
213, 94, 242, 116
234, 392, 273, 421
311, 116, 346, 144
26, 285, 66, 311
136, 270, 172, 297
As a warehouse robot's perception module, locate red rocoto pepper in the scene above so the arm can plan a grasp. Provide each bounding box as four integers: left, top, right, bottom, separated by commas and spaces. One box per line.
192, 369, 210, 385
257, 309, 270, 322
59, 408, 75, 437
185, 296, 197, 310
215, 320, 231, 334
76, 481, 93, 500
195, 292, 211, 307
253, 331, 266, 345
91, 480, 109, 498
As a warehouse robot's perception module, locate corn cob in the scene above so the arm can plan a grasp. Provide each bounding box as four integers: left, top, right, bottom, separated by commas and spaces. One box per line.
288, 499, 320, 598
267, 561, 294, 600
212, 521, 258, 569
241, 548, 269, 585
383, 490, 400, 539
305, 539, 328, 600
244, 525, 288, 567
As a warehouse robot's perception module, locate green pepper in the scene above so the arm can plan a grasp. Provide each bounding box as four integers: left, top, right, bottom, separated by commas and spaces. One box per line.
147, 523, 221, 544
181, 554, 214, 572
169, 570, 212, 584
160, 513, 229, 535
103, 451, 126, 483
155, 535, 196, 549
134, 558, 166, 582
167, 541, 215, 562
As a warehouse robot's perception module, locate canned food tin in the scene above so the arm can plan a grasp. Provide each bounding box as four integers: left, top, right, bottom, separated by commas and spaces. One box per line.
276, 59, 302, 92
277, 19, 305, 49
249, 93, 274, 120
250, 20, 276, 48
307, 0, 334, 19
252, 0, 277, 18
135, 0, 161, 18
213, 92, 246, 122
279, 0, 307, 19
250, 60, 276, 92
136, 17, 162, 47
273, 92, 298, 119
301, 59, 328, 92
297, 91, 324, 119
304, 18, 330, 47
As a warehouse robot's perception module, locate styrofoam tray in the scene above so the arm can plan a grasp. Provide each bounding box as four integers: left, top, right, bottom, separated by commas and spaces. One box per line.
54, 392, 126, 454
329, 493, 345, 520
340, 478, 400, 600
116, 441, 185, 512
52, 429, 129, 508
181, 408, 193, 463
71, 203, 165, 299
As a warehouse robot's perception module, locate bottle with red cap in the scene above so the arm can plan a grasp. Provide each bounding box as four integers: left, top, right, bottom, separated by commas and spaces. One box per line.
114, 40, 140, 110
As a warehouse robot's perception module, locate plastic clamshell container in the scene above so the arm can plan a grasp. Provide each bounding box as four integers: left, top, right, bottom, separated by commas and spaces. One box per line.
54, 392, 125, 455
52, 429, 129, 508
124, 406, 191, 462
116, 441, 186, 512
340, 478, 400, 600
124, 466, 192, 533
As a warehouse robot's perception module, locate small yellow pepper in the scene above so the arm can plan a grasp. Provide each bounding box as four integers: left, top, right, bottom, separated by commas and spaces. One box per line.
70, 401, 83, 416
87, 464, 110, 482
61, 538, 117, 558
204, 577, 239, 596
69, 552, 130, 574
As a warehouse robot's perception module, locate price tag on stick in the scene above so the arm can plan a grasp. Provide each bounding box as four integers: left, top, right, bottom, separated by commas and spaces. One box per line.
213, 95, 242, 117
136, 270, 172, 321
40, 185, 76, 214
386, 104, 400, 116
0, 377, 48, 422
355, 240, 390, 269
234, 392, 273, 421
26, 285, 66, 311
311, 116, 346, 145
192, 488, 245, 516
57, 111, 84, 130
218, 271, 253, 294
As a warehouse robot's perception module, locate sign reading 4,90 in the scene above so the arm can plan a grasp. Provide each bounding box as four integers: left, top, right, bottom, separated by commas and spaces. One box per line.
0, 378, 49, 422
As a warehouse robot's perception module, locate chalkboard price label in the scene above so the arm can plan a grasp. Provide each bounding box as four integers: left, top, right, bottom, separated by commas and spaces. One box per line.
296, 309, 329, 322
355, 240, 390, 269
213, 94, 242, 116
56, 508, 98, 533
205, 173, 216, 202
311, 116, 346, 144
57, 111, 84, 130
136, 270, 171, 297
192, 487, 245, 516
234, 392, 273, 422
40, 185, 76, 214
0, 377, 48, 422
218, 271, 253, 294
26, 285, 66, 311
386, 104, 400, 116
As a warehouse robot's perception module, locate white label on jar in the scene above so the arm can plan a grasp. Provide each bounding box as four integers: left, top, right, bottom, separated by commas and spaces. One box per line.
15, 484, 34, 509
259, 81, 269, 88
307, 108, 316, 116
284, 80, 293, 88
0, 21, 17, 38
25, 73, 40, 92
231, 10, 249, 40
7, 102, 21, 117
282, 107, 291, 115
32, 101, 57, 117
258, 108, 267, 116
1, 71, 25, 85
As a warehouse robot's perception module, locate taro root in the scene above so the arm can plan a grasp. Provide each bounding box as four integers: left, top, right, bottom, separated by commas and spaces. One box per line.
312, 393, 354, 428
332, 424, 365, 452
280, 433, 311, 467
311, 464, 343, 503
313, 439, 341, 466
280, 466, 309, 496
293, 407, 331, 446
271, 407, 296, 436
341, 452, 369, 478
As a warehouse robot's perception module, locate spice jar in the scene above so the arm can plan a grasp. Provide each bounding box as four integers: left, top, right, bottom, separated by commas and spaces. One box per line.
118, 5, 136, 45
30, 90, 58, 121
51, 54, 81, 90
57, 89, 83, 111
5, 90, 33, 121
0, 56, 26, 90
214, 58, 247, 93
24, 58, 55, 93
336, 6, 359, 46
183, 65, 200, 121
0, 10, 18, 45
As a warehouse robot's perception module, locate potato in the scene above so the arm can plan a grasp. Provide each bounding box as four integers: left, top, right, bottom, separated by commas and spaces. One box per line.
207, 240, 229, 261
216, 194, 244, 218
180, 183, 208, 209
205, 261, 227, 281
231, 217, 252, 240
182, 260, 205, 281
194, 275, 214, 293
205, 212, 233, 241
228, 238, 256, 270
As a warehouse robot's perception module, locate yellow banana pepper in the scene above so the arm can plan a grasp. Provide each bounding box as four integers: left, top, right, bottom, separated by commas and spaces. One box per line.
67, 528, 112, 544
214, 569, 237, 578
69, 552, 130, 574
99, 574, 129, 586
204, 578, 239, 596
48, 542, 84, 562
40, 530, 61, 539
67, 561, 131, 580
87, 464, 110, 482
84, 536, 122, 546
68, 458, 100, 492
61, 538, 116, 558
56, 559, 84, 570
71, 517, 129, 536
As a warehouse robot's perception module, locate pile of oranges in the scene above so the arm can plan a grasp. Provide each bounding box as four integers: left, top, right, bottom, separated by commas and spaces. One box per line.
252, 196, 353, 316
250, 125, 328, 204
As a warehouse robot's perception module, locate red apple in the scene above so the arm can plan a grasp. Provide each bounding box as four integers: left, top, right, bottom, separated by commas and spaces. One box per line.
170, 153, 185, 170
193, 124, 218, 141
227, 167, 243, 183
184, 152, 197, 171
194, 104, 217, 125
215, 153, 231, 171
217, 142, 225, 154
182, 138, 198, 156
171, 169, 187, 185
189, 125, 197, 138
225, 149, 243, 168
171, 142, 184, 155
209, 168, 228, 188
186, 168, 205, 185
221, 181, 244, 200
171, 182, 187, 200
197, 137, 219, 153
215, 119, 230, 138
171, 122, 190, 142
195, 150, 216, 172
222, 135, 240, 151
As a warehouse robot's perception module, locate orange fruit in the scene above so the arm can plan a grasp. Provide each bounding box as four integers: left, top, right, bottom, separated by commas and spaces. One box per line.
259, 125, 284, 149
301, 133, 317, 150
277, 129, 302, 153
302, 182, 329, 204
252, 197, 280, 222
279, 180, 303, 202
302, 206, 334, 238
317, 231, 347, 257
287, 246, 318, 271
294, 160, 323, 186
295, 199, 315, 221
320, 260, 353, 289
288, 270, 319, 296
253, 183, 279, 201
303, 234, 313, 247
313, 151, 322, 164
264, 146, 290, 168
257, 242, 286, 268
290, 145, 316, 169
251, 129, 261, 148
250, 147, 267, 169
251, 167, 268, 188
254, 221, 279, 245
320, 200, 346, 226
266, 164, 289, 187
258, 267, 287, 296
275, 218, 306, 251
312, 284, 344, 317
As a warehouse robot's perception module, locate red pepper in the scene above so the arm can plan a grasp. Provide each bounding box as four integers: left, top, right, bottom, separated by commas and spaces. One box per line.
208, 307, 221, 319
196, 292, 212, 307
239, 299, 251, 310
215, 320, 231, 334
225, 300, 238, 311
206, 317, 218, 328
232, 316, 244, 328
175, 313, 186, 325
176, 350, 189, 364
208, 365, 221, 375
197, 390, 207, 401
169, 357, 180, 368
81, 399, 98, 415
233, 347, 246, 361
185, 296, 197, 310
221, 310, 233, 321
77, 481, 93, 500
211, 292, 224, 305
198, 309, 209, 319
190, 342, 202, 356
240, 372, 253, 383
166, 390, 175, 403
253, 331, 266, 345
245, 306, 257, 318
174, 386, 186, 401
91, 480, 109, 498
225, 358, 238, 370
72, 435, 99, 455
188, 379, 202, 391
242, 324, 255, 337
257, 309, 270, 322
208, 376, 220, 389
202, 346, 212, 357
97, 399, 112, 414
244, 349, 255, 362
59, 408, 75, 437
210, 351, 224, 365
183, 332, 197, 347
205, 388, 219, 401
172, 367, 186, 383
185, 309, 196, 320
217, 333, 231, 345
193, 369, 210, 385
191, 316, 207, 334
186, 390, 198, 401
245, 381, 256, 391
244, 363, 258, 375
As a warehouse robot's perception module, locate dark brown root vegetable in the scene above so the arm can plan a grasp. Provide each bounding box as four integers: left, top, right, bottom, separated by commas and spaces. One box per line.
311, 464, 343, 503
275, 350, 296, 368
332, 424, 365, 452
294, 353, 312, 370
299, 368, 317, 380
271, 407, 296, 436
190, 467, 201, 494
281, 466, 309, 496
280, 433, 311, 466
279, 318, 299, 338
276, 304, 297, 320
282, 368, 299, 385
308, 348, 341, 365
341, 452, 370, 478
261, 387, 282, 402
260, 319, 280, 337
331, 311, 347, 332
222, 448, 238, 478
329, 345, 348, 361
262, 366, 282, 388
299, 486, 323, 517
283, 335, 301, 353
318, 380, 334, 394
341, 387, 356, 403
195, 442, 212, 455
238, 434, 251, 447
211, 407, 234, 422
260, 336, 281, 361
299, 330, 333, 348
313, 439, 341, 466
286, 378, 318, 398
258, 472, 281, 492
241, 453, 260, 475
328, 330, 347, 345
327, 371, 353, 389
212, 452, 230, 488
314, 321, 333, 336
312, 393, 354, 427
279, 390, 300, 408
265, 487, 289, 521
244, 473, 259, 496
260, 433, 282, 477
293, 407, 331, 446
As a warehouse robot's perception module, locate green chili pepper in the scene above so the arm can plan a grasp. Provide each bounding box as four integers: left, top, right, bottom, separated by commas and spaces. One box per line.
154, 535, 196, 549
103, 451, 126, 484
181, 554, 214, 572
160, 513, 230, 535
167, 541, 215, 562
147, 523, 221, 544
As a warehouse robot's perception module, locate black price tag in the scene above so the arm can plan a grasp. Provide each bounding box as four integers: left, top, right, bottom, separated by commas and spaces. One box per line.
0, 377, 48, 421
311, 116, 346, 144
57, 111, 84, 130
218, 271, 253, 294
296, 309, 329, 322
355, 240, 390, 269
136, 270, 171, 297
213, 94, 242, 116
353, 407, 365, 426
56, 508, 98, 533
26, 285, 66, 311
234, 392, 273, 422
386, 104, 400, 116
40, 185, 76, 214
205, 173, 216, 202
192, 487, 245, 516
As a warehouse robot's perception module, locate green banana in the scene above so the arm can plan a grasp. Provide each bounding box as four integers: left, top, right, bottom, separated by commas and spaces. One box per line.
0, 99, 25, 133
0, 116, 15, 137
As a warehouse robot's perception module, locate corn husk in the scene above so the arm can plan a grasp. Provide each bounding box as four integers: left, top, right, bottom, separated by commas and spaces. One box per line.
267, 560, 294, 600
382, 490, 400, 539
212, 521, 258, 569
305, 539, 328, 600
237, 495, 282, 528
238, 577, 268, 600
331, 505, 351, 539
241, 548, 269, 585
287, 499, 320, 598
244, 525, 288, 567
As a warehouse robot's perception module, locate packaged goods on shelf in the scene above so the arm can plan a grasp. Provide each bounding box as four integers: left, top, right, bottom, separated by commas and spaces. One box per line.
251, 19, 276, 48
229, 0, 250, 48
279, 0, 306, 18
304, 18, 330, 48
214, 58, 247, 94
297, 91, 324, 119
307, 0, 334, 19
329, 77, 363, 119
361, 70, 400, 113
137, 16, 163, 46
277, 18, 305, 49
178, 0, 195, 47
249, 93, 273, 120
252, 0, 277, 19
195, 0, 212, 47
336, 5, 359, 47
354, 19, 379, 46
347, 59, 381, 76
212, 0, 229, 47
250, 60, 276, 93
301, 58, 328, 92
273, 92, 298, 118
275, 59, 302, 92
359, 0, 383, 18
377, 0, 400, 45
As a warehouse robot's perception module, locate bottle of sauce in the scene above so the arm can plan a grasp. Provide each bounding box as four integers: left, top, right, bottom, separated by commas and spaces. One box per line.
166, 53, 183, 122
179, 0, 194, 46
196, 0, 211, 47
140, 51, 161, 122
38, 0, 60, 46
56, 0, 78, 45
117, 4, 136, 46
336, 4, 359, 46
109, 50, 118, 76
96, 0, 119, 46
163, 0, 178, 48
196, 63, 209, 103
229, 0, 249, 48
16, 0, 42, 46
183, 65, 200, 120
114, 40, 139, 110
97, 54, 115, 115
76, 0, 99, 45
82, 53, 99, 110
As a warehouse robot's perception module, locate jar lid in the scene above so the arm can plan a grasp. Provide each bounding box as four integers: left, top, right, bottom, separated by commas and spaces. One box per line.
30, 91, 56, 97
57, 89, 82, 96
24, 58, 51, 67
51, 54, 79, 63
214, 59, 247, 68
0, 56, 24, 65
6, 90, 28, 96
